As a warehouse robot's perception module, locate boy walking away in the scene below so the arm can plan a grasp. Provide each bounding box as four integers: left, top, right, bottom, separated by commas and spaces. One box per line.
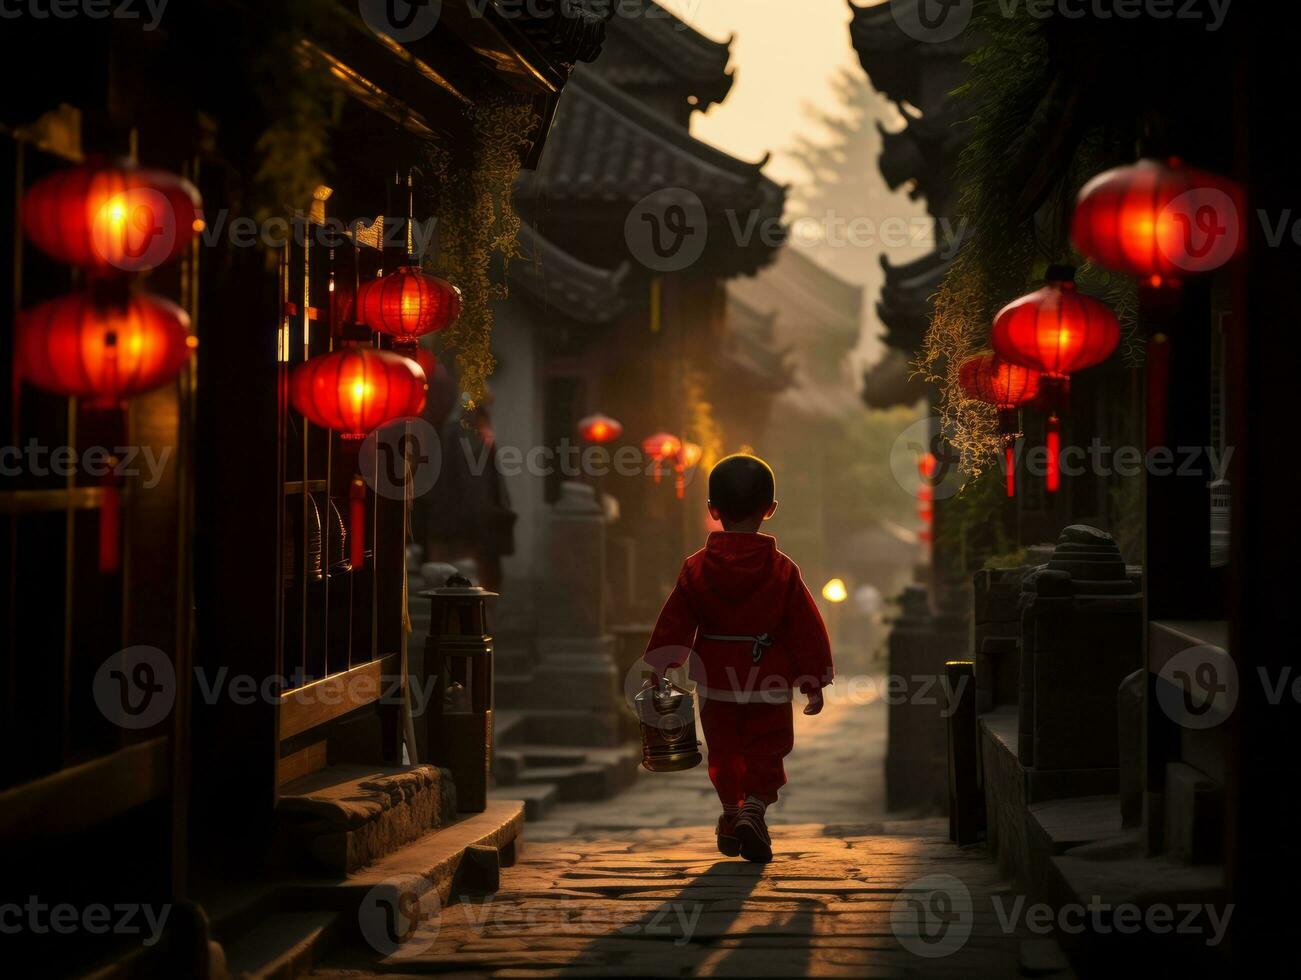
644, 454, 834, 863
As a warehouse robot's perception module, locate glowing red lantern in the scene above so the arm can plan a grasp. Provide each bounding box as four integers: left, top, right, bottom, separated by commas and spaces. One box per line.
16, 290, 195, 571
1071, 158, 1244, 288
17, 291, 195, 408
22, 159, 204, 274
290, 347, 427, 439
958, 352, 1041, 497
992, 268, 1120, 380
642, 431, 682, 490
291, 347, 427, 570
356, 267, 461, 350
578, 413, 623, 444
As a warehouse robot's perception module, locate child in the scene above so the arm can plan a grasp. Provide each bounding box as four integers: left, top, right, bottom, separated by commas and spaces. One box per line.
644, 454, 834, 863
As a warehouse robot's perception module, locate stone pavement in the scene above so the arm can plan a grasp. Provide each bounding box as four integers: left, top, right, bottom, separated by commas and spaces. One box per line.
312, 681, 1055, 978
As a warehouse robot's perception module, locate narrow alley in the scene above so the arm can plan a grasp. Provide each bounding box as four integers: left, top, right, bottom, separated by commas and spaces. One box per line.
312, 689, 1046, 977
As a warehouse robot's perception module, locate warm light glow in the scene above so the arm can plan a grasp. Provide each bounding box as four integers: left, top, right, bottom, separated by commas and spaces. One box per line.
821, 579, 848, 603
578, 413, 623, 444
290, 347, 425, 438
992, 276, 1120, 379
356, 266, 462, 341
680, 442, 704, 468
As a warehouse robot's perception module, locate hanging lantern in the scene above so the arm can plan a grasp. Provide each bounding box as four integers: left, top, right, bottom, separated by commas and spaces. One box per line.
355, 267, 462, 352
1071, 158, 1244, 289
642, 432, 682, 487
578, 413, 623, 444
290, 347, 427, 439
290, 347, 427, 569
991, 268, 1119, 495
21, 159, 204, 274
958, 352, 1041, 498
992, 267, 1120, 380
16, 290, 195, 571
17, 291, 195, 408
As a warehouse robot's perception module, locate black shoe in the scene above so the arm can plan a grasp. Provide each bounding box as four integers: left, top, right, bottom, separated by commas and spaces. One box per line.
717, 814, 741, 857
734, 804, 772, 863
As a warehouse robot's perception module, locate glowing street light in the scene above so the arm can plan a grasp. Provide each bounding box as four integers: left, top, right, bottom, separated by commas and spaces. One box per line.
821, 578, 848, 604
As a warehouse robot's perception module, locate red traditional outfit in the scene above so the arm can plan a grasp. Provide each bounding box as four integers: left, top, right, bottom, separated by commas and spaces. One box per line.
644, 532, 834, 805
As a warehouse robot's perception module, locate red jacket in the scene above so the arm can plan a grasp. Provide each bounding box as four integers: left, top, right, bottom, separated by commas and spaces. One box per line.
644, 532, 834, 702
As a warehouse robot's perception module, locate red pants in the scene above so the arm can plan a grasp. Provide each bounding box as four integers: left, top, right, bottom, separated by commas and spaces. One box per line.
699, 698, 794, 806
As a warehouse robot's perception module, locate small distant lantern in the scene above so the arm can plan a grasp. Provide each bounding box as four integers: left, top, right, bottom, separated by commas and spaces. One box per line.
634, 674, 702, 773
422, 574, 496, 811
578, 413, 623, 444
821, 579, 848, 603
355, 267, 461, 354
679, 441, 703, 470
1071, 158, 1245, 289
642, 431, 683, 495
958, 352, 1041, 498
21, 158, 204, 274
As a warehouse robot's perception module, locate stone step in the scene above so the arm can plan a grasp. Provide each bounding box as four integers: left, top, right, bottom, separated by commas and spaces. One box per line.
274, 764, 457, 874
509, 744, 642, 803
497, 708, 626, 747
212, 801, 526, 978
490, 781, 558, 821
221, 910, 338, 980
493, 672, 536, 710
494, 745, 592, 784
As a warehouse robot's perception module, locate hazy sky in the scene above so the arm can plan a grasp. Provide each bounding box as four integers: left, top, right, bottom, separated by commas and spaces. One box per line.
680, 0, 868, 188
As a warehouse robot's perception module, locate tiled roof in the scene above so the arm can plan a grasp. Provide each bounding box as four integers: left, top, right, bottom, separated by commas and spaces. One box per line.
877, 249, 953, 354
510, 223, 629, 325
599, 0, 734, 108
849, 0, 974, 105
517, 67, 780, 213
862, 348, 927, 409
508, 0, 611, 65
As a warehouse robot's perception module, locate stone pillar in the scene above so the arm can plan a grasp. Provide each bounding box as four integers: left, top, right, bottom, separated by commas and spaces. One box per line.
971, 566, 1029, 714
535, 482, 622, 746
1017, 526, 1142, 783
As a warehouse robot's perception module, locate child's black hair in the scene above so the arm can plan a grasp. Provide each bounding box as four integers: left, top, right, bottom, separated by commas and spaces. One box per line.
708, 454, 775, 523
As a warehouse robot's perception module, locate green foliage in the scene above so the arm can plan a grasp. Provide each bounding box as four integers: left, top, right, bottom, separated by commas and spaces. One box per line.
920, 1, 1138, 476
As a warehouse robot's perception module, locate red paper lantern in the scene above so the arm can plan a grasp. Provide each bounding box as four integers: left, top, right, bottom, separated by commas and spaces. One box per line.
290, 347, 427, 439
992, 268, 1120, 380
1071, 158, 1244, 288
17, 291, 195, 408
16, 290, 195, 572
356, 267, 462, 347
959, 352, 1041, 498
642, 431, 683, 494
22, 159, 203, 274
578, 413, 623, 444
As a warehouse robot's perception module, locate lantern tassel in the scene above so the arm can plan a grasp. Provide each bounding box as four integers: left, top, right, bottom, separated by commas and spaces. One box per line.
1005, 442, 1016, 499
350, 476, 366, 571
1046, 416, 1061, 494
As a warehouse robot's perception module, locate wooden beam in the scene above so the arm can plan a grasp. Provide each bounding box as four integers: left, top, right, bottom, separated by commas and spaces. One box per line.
0, 737, 169, 841
279, 653, 400, 741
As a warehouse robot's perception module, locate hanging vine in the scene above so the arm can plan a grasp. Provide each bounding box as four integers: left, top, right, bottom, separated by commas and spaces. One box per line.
918, 1, 1138, 478
423, 94, 538, 409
